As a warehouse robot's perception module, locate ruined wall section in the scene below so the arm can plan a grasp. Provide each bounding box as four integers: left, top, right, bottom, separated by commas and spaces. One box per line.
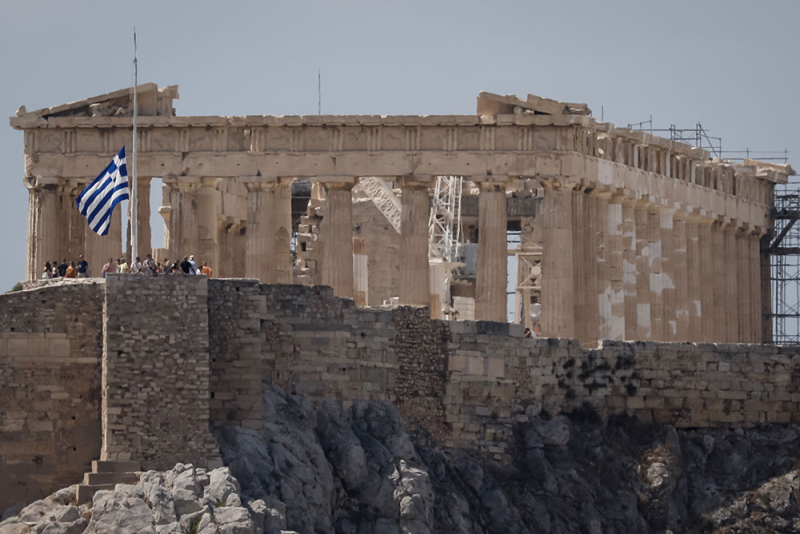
102, 275, 219, 470
258, 284, 398, 402
0, 282, 104, 510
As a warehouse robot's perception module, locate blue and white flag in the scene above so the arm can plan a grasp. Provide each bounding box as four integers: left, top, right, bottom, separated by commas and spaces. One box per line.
76, 146, 129, 235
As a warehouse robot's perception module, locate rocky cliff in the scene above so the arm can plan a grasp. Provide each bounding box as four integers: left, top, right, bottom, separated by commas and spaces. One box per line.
2, 385, 799, 534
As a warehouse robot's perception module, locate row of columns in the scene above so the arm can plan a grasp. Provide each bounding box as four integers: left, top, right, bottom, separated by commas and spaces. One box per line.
239, 177, 509, 323
26, 177, 123, 281
539, 184, 764, 344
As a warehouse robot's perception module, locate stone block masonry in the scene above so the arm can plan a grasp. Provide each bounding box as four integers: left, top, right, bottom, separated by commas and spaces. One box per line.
1, 277, 800, 510
102, 275, 219, 470
0, 281, 104, 511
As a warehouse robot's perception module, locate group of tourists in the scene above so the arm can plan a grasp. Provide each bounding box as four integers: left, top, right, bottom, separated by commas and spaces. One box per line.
41, 256, 91, 279
42, 254, 212, 279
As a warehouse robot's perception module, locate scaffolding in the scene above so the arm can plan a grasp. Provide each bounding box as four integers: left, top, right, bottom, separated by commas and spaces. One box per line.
771, 186, 800, 344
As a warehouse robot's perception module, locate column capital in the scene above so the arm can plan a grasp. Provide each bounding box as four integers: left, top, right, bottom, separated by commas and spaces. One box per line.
322, 180, 356, 192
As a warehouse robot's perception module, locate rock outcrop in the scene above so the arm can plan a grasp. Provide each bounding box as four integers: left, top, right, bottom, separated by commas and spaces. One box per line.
3, 385, 800, 533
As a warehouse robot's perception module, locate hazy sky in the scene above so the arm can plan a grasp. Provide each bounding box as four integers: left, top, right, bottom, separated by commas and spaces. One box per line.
1, 0, 798, 293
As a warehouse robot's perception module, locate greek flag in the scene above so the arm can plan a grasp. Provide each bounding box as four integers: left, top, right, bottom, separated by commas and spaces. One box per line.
76, 146, 129, 235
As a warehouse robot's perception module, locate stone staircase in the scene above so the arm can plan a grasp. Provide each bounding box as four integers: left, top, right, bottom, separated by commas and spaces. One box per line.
76, 460, 141, 504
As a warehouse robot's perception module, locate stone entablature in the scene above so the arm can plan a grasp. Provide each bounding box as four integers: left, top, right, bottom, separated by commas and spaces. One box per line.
12, 109, 786, 231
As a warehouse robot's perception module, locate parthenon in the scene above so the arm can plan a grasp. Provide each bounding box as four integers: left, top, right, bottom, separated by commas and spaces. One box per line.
11, 84, 795, 344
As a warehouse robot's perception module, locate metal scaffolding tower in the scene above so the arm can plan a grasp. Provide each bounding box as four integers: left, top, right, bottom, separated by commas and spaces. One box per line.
428, 176, 463, 262
771, 185, 800, 343
357, 176, 401, 234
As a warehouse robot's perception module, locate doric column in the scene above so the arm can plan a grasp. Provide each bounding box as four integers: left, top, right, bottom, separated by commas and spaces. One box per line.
634, 202, 653, 340
85, 203, 122, 277
572, 191, 594, 341
648, 207, 665, 340
30, 177, 61, 279
686, 215, 703, 342
475, 181, 508, 322
398, 180, 431, 307
25, 179, 37, 281
698, 219, 716, 342
710, 220, 727, 342
136, 177, 152, 259
672, 213, 690, 341
736, 226, 752, 343
164, 177, 200, 261
245, 179, 294, 284
659, 207, 676, 340
541, 185, 575, 338
321, 181, 355, 298
67, 183, 86, 263
196, 178, 220, 272
722, 223, 739, 343
622, 199, 638, 339
755, 231, 767, 343
601, 192, 626, 341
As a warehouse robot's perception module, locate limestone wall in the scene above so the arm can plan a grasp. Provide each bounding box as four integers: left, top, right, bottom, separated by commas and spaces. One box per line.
0, 282, 104, 510
2, 278, 799, 511
102, 276, 219, 470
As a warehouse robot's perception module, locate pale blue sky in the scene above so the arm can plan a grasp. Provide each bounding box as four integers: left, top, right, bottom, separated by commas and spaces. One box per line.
1, 0, 798, 292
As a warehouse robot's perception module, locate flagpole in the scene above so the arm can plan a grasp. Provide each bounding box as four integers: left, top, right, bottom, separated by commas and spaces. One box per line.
131, 29, 138, 263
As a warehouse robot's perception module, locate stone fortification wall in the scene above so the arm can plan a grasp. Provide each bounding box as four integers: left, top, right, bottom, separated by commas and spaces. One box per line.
0, 282, 104, 510
2, 278, 799, 510
102, 275, 219, 470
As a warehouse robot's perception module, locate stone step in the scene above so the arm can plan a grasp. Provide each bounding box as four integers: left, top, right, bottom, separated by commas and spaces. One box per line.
76, 484, 115, 505
92, 460, 141, 473
83, 472, 139, 486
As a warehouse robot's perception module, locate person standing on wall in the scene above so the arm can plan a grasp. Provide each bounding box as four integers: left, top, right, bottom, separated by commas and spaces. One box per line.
77, 255, 90, 278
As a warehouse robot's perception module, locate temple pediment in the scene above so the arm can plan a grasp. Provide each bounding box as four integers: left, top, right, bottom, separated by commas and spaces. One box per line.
13, 84, 178, 125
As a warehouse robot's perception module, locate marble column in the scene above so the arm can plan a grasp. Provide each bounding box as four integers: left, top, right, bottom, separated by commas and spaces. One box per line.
621, 200, 638, 340
710, 220, 727, 342
659, 208, 676, 340
399, 181, 431, 307
672, 214, 690, 341
136, 177, 152, 259
754, 232, 766, 343
196, 178, 220, 272
604, 195, 626, 341
736, 227, 752, 343
85, 205, 122, 277
67, 184, 86, 263
25, 180, 37, 281
245, 180, 294, 284
722, 222, 739, 342
166, 179, 200, 261
648, 208, 665, 341
572, 191, 594, 342
541, 186, 575, 339
321, 181, 355, 298
32, 178, 61, 279
698, 219, 716, 342
633, 203, 653, 340
475, 182, 508, 322
686, 216, 703, 342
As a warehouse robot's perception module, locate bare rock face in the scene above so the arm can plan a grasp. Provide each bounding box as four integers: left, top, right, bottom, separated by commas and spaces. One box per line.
3, 386, 800, 534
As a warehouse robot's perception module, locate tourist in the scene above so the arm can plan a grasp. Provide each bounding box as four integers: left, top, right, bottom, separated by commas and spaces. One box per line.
118, 257, 130, 274
180, 256, 193, 274
42, 263, 51, 279
65, 261, 77, 278
143, 254, 157, 274
77, 255, 90, 278
171, 259, 181, 274
102, 258, 116, 278
131, 256, 142, 274
201, 261, 212, 278
189, 255, 197, 274
51, 260, 59, 278
162, 259, 171, 274
57, 259, 68, 278
195, 260, 205, 275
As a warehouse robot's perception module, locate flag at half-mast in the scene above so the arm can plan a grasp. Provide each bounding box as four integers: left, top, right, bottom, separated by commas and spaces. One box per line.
76, 146, 129, 235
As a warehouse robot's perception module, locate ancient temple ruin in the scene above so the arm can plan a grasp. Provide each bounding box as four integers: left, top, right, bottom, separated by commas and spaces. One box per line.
11, 84, 794, 344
